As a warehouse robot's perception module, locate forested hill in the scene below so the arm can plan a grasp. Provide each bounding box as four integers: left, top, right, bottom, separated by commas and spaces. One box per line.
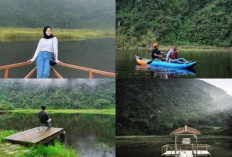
0, 79, 115, 109
197, 80, 232, 109
116, 79, 232, 135
0, 0, 115, 29
116, 0, 232, 47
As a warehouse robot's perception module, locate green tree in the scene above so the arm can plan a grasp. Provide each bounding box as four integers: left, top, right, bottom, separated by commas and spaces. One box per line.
94, 99, 111, 109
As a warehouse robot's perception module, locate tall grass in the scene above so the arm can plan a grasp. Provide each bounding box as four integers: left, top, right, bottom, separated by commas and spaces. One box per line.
0, 130, 77, 157
0, 130, 17, 143
21, 141, 77, 157
9, 109, 116, 115
0, 27, 114, 41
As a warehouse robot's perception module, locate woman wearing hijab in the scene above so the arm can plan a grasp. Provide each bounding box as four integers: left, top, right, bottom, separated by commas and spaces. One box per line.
28, 26, 59, 78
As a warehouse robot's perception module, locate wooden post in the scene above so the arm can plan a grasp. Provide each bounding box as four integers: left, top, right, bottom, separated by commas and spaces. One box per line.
89, 71, 93, 79
4, 68, 9, 78
58, 62, 115, 78
51, 68, 64, 79
175, 135, 177, 157
25, 67, 37, 78
60, 132, 65, 143
196, 136, 198, 157
0, 61, 32, 78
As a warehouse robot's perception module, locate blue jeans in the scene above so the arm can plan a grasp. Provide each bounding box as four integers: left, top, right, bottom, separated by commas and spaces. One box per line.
170, 58, 188, 64
36, 52, 51, 78
48, 122, 52, 128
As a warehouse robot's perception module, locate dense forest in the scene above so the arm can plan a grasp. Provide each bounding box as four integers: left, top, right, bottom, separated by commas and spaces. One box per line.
116, 79, 232, 136
0, 0, 115, 29
0, 79, 115, 109
116, 0, 232, 47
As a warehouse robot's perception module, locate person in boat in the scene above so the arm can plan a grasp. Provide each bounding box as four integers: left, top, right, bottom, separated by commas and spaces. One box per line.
38, 105, 52, 128
166, 45, 189, 64
28, 26, 59, 78
151, 43, 166, 61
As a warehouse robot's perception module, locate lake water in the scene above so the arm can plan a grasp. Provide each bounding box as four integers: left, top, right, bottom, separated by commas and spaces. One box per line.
116, 136, 232, 157
0, 38, 115, 78
116, 49, 232, 78
0, 112, 115, 157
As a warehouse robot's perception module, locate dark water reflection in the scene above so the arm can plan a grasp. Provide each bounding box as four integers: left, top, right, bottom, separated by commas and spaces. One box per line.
0, 38, 115, 78
116, 49, 232, 79
0, 113, 115, 157
116, 136, 232, 157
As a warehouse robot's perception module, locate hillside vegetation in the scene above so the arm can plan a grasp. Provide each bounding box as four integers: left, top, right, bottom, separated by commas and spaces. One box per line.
0, 80, 115, 110
0, 0, 114, 30
116, 0, 232, 47
116, 79, 232, 135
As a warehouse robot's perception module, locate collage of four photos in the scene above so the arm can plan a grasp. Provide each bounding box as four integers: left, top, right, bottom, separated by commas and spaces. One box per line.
0, 0, 232, 157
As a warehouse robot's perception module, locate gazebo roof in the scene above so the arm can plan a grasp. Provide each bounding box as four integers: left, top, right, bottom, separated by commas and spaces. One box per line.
170, 125, 201, 135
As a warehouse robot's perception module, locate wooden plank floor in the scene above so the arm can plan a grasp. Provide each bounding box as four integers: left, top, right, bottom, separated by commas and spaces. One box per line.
4, 127, 64, 144
163, 150, 210, 156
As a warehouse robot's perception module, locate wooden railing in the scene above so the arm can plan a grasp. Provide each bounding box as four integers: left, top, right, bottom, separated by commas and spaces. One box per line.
0, 61, 115, 79
161, 144, 211, 156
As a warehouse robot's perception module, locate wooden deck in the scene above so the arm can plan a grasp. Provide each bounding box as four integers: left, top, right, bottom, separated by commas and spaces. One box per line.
4, 127, 64, 144
163, 150, 211, 157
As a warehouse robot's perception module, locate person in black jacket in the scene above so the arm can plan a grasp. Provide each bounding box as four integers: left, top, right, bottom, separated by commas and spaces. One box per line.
151, 43, 166, 61
38, 106, 52, 128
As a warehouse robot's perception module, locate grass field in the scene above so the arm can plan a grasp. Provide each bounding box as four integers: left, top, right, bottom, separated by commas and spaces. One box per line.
9, 109, 115, 115
0, 27, 114, 41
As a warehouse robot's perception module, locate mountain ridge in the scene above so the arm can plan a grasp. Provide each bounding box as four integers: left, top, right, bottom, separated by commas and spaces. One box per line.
116, 79, 232, 135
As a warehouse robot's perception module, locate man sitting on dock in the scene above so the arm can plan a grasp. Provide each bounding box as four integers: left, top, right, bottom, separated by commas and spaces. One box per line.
38, 106, 52, 128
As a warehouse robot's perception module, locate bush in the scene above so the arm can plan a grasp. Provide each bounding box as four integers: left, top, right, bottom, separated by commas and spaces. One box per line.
0, 104, 14, 110
94, 99, 111, 109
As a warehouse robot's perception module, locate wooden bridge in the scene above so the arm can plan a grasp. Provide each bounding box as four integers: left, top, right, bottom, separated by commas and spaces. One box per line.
4, 127, 64, 144
0, 61, 115, 78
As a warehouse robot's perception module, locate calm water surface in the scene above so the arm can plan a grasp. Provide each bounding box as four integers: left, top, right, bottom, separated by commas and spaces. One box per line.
0, 113, 115, 157
0, 38, 115, 78
116, 49, 232, 78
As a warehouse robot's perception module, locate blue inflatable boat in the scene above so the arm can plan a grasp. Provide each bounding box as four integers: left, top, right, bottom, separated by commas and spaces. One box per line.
135, 55, 197, 69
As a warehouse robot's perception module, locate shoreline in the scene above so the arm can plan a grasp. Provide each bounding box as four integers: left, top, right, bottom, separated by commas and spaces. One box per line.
116, 135, 232, 139
116, 135, 232, 147
117, 46, 232, 53
7, 109, 115, 115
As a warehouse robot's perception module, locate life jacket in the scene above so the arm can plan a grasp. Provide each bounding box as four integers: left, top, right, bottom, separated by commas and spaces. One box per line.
169, 49, 178, 59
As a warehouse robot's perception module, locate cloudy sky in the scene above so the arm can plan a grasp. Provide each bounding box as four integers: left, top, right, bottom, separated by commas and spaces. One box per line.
201, 79, 232, 96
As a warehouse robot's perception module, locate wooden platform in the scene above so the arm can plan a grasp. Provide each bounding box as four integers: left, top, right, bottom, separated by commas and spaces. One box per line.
163, 150, 210, 157
4, 127, 64, 144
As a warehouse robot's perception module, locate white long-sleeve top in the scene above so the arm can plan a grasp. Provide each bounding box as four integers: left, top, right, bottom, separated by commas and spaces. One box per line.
31, 37, 58, 62
166, 49, 173, 61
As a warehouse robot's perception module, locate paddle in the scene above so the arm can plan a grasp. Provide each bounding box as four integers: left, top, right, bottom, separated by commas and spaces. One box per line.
148, 55, 167, 65
147, 60, 153, 65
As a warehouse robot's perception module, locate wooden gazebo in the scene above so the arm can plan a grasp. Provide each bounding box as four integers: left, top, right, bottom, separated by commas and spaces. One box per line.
162, 125, 211, 157
170, 125, 201, 156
